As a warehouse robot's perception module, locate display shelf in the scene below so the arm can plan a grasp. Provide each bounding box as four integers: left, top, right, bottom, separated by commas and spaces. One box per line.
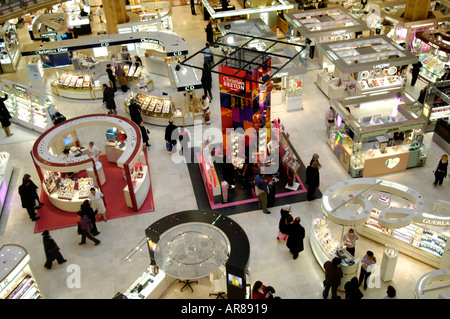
123, 265, 172, 299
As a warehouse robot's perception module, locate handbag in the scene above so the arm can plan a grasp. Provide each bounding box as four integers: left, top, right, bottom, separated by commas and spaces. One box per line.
166, 142, 172, 152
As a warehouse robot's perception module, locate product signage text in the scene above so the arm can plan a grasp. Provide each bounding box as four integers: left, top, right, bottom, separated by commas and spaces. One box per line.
373, 63, 390, 69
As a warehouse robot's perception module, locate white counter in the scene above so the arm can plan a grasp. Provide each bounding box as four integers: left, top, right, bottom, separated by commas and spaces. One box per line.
124, 165, 151, 210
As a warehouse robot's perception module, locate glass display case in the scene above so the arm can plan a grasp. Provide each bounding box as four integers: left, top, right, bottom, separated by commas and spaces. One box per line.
421, 80, 450, 132
0, 23, 21, 73
120, 1, 173, 34
50, 70, 103, 100
125, 92, 173, 119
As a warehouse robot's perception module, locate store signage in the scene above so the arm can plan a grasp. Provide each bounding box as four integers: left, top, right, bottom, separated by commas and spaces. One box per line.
13, 85, 26, 93
422, 219, 450, 226
272, 72, 289, 78
427, 42, 440, 50
373, 63, 390, 69
34, 47, 68, 55
141, 38, 162, 46
332, 30, 346, 35
221, 76, 245, 91
40, 32, 57, 38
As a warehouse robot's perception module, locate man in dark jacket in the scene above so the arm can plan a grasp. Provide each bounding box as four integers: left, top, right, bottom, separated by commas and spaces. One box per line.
42, 230, 66, 269
286, 217, 305, 259
18, 177, 41, 221
411, 61, 422, 86
165, 120, 178, 151
305, 160, 320, 201
323, 257, 343, 299
103, 84, 117, 114
128, 98, 143, 125
106, 64, 117, 92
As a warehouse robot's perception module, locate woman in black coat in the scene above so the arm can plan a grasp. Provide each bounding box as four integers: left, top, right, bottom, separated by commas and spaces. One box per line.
306, 160, 320, 201
18, 178, 41, 221
128, 99, 143, 125
42, 230, 66, 269
139, 121, 151, 147
102, 84, 117, 114
201, 64, 213, 101
277, 206, 293, 241
0, 94, 13, 137
80, 200, 100, 236
286, 217, 305, 259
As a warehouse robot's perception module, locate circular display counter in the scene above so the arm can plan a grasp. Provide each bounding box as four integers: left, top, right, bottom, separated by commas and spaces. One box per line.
415, 269, 450, 299
31, 114, 149, 212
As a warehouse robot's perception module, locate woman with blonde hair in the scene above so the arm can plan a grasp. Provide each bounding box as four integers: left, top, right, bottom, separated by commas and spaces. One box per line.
433, 154, 448, 187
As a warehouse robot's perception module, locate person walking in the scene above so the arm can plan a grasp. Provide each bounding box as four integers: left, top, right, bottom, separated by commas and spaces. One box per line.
418, 87, 427, 104
42, 230, 67, 269
165, 119, 178, 152
277, 205, 293, 241
204, 43, 213, 69
343, 228, 359, 256
117, 64, 128, 93
77, 211, 101, 245
344, 277, 363, 299
359, 250, 376, 290
190, 0, 196, 15
286, 217, 305, 260
106, 64, 117, 92
411, 60, 422, 86
88, 187, 106, 221
325, 106, 335, 135
96, 5, 104, 23
128, 98, 143, 126
205, 19, 214, 44
80, 199, 100, 236
201, 64, 213, 101
255, 173, 270, 214
201, 94, 211, 125
22, 174, 44, 208
323, 257, 343, 299
18, 176, 41, 221
0, 93, 13, 137
140, 121, 151, 148
433, 154, 448, 187
102, 84, 117, 114
305, 160, 320, 201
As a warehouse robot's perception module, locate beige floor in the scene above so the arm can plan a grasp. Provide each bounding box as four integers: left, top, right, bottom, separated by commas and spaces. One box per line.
0, 4, 447, 300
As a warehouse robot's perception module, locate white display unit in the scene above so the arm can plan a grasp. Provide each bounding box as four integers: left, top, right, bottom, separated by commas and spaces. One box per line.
123, 266, 174, 299
0, 152, 12, 216
0, 244, 44, 299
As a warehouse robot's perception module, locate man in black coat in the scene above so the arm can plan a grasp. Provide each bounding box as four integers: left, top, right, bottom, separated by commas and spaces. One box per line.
106, 64, 117, 92
0, 94, 13, 137
165, 120, 178, 151
102, 84, 117, 114
18, 178, 41, 221
128, 98, 143, 125
286, 217, 305, 259
305, 160, 320, 201
411, 61, 422, 86
201, 65, 213, 101
42, 230, 66, 269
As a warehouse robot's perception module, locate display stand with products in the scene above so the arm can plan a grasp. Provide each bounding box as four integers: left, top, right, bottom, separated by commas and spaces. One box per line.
120, 1, 173, 34
124, 92, 173, 127
0, 152, 12, 216
380, 242, 399, 282
50, 70, 103, 100
31, 114, 150, 212
328, 89, 427, 178
321, 178, 450, 270
316, 35, 418, 96
414, 27, 450, 83
123, 265, 172, 299
0, 79, 55, 133
0, 23, 21, 73
0, 244, 44, 299
421, 80, 450, 132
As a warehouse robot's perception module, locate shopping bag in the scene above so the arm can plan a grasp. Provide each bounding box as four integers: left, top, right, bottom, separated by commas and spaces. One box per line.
166, 142, 172, 152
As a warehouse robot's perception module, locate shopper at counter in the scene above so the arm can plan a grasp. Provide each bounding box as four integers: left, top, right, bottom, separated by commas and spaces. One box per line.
441, 68, 450, 81
201, 64, 213, 101
325, 106, 335, 135
433, 154, 449, 187
0, 94, 13, 137
323, 257, 343, 299
89, 187, 106, 222
205, 19, 214, 45
344, 277, 363, 300
411, 60, 423, 87
102, 84, 117, 115
106, 64, 117, 92
140, 122, 151, 148
42, 230, 66, 269
359, 251, 376, 290
88, 141, 100, 162
117, 65, 128, 93
277, 205, 293, 241
286, 217, 305, 260
343, 228, 359, 256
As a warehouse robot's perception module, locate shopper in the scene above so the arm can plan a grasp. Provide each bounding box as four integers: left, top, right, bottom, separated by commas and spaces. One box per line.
140, 121, 151, 148
201, 95, 211, 125
117, 64, 128, 93
441, 68, 450, 81
384, 285, 397, 299
255, 173, 270, 214
325, 106, 335, 135
77, 211, 101, 245
222, 155, 236, 189
309, 153, 322, 167
102, 84, 117, 115
80, 199, 100, 236
128, 98, 143, 126
305, 160, 320, 201
165, 119, 178, 152
96, 5, 104, 23
277, 205, 293, 241
323, 257, 343, 299
344, 277, 363, 300
18, 175, 42, 221
88, 141, 100, 162
433, 154, 448, 187
286, 217, 305, 260
106, 64, 117, 92
0, 93, 13, 137
204, 43, 213, 69
359, 250, 376, 290
201, 64, 213, 101
42, 230, 67, 269
252, 281, 275, 299
205, 19, 214, 45
343, 228, 359, 256
190, 0, 196, 15
418, 87, 427, 104
134, 55, 142, 68
22, 174, 44, 208
88, 187, 106, 221
410, 60, 422, 87
52, 111, 66, 125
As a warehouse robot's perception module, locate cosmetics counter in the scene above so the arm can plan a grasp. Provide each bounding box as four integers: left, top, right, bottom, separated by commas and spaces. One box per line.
328, 90, 427, 178
0, 79, 55, 133
421, 80, 450, 132
121, 1, 173, 34
124, 92, 173, 127
50, 70, 103, 100
415, 27, 450, 83
316, 36, 418, 97
0, 244, 44, 299
0, 23, 21, 73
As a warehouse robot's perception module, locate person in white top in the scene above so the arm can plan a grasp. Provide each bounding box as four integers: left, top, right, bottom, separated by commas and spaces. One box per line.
88, 141, 101, 163
88, 187, 106, 221
201, 95, 211, 125
96, 5, 104, 23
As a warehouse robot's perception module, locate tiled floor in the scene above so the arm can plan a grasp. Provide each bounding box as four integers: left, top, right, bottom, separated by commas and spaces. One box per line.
0, 4, 447, 300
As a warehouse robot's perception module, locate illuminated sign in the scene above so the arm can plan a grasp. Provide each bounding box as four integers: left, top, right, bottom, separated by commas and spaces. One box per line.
332, 30, 347, 35
40, 32, 57, 37
373, 63, 390, 69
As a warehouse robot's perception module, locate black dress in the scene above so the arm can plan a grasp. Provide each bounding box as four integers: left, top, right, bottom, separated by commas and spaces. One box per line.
103, 87, 116, 113
278, 209, 293, 236
286, 220, 305, 259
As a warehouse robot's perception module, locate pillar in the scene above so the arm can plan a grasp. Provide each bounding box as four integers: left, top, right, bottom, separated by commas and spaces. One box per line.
404, 0, 431, 21
102, 0, 129, 34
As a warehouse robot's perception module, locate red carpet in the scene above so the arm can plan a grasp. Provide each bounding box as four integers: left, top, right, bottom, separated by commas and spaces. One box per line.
34, 155, 154, 233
